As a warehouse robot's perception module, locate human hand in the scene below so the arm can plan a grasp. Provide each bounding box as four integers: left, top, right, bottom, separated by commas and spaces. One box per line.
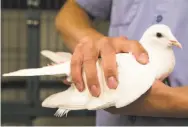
65, 35, 149, 97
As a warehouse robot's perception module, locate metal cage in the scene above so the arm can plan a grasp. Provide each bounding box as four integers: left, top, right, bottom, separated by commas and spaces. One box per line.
1, 0, 99, 125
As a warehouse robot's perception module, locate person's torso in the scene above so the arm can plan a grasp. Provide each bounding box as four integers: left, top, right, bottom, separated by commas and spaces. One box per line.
97, 0, 188, 126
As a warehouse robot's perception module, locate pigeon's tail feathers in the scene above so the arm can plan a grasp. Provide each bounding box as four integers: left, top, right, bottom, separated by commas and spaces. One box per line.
41, 50, 72, 63
2, 61, 70, 77
42, 86, 89, 109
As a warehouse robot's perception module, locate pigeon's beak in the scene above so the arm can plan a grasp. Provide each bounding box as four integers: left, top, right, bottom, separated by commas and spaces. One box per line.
170, 40, 182, 49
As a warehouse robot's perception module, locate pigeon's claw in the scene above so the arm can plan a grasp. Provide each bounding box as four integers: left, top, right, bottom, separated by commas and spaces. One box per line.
54, 108, 70, 117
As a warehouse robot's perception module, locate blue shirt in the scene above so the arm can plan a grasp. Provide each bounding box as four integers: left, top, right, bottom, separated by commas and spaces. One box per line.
76, 0, 188, 125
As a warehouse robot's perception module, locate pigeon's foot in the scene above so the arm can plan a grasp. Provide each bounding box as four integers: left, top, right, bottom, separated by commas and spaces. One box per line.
54, 108, 70, 117
54, 106, 86, 117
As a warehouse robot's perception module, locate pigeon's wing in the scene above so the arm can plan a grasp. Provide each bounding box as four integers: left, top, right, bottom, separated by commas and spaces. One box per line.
86, 98, 115, 110
114, 53, 156, 108
87, 53, 156, 110
42, 84, 90, 118
41, 50, 72, 63
42, 61, 112, 114
42, 85, 89, 117
2, 61, 71, 77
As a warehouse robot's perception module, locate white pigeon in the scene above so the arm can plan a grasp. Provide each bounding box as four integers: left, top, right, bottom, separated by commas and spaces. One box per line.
3, 24, 182, 117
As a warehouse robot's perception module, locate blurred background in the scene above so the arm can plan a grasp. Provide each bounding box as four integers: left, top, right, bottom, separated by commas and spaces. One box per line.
1, 0, 109, 125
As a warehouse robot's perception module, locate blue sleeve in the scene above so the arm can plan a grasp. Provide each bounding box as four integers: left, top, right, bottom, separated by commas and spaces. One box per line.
75, 0, 112, 20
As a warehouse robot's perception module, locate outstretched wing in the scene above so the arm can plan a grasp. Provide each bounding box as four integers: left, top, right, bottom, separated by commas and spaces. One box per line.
41, 50, 72, 63
3, 50, 72, 77
3, 61, 71, 77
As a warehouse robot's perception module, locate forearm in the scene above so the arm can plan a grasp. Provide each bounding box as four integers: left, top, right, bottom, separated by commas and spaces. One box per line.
108, 81, 188, 118
55, 0, 103, 52
170, 85, 188, 117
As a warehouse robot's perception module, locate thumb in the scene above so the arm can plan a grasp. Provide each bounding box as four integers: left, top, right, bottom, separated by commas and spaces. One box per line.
134, 52, 149, 65
112, 39, 149, 64
129, 41, 149, 64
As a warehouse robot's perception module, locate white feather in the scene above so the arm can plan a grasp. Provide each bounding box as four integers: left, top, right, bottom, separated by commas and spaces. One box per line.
41, 50, 72, 63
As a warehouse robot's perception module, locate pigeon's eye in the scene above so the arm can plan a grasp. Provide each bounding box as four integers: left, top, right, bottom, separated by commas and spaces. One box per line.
156, 32, 163, 38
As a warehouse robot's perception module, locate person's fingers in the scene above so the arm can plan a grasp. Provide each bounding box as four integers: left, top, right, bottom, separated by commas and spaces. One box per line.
71, 44, 84, 92
112, 37, 149, 64
53, 75, 72, 85
83, 59, 100, 97
98, 38, 118, 89
82, 42, 100, 97
58, 76, 72, 85
62, 79, 72, 85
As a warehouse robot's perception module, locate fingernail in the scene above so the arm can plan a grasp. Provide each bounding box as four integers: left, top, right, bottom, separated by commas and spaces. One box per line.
107, 76, 118, 89
90, 85, 100, 97
76, 83, 84, 92
138, 53, 149, 64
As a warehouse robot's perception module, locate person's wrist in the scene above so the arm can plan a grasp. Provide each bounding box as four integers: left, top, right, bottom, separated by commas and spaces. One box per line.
86, 28, 105, 39
81, 27, 105, 41
77, 28, 107, 50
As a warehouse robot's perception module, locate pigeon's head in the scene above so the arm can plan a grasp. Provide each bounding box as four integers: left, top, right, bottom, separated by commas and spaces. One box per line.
142, 24, 182, 49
